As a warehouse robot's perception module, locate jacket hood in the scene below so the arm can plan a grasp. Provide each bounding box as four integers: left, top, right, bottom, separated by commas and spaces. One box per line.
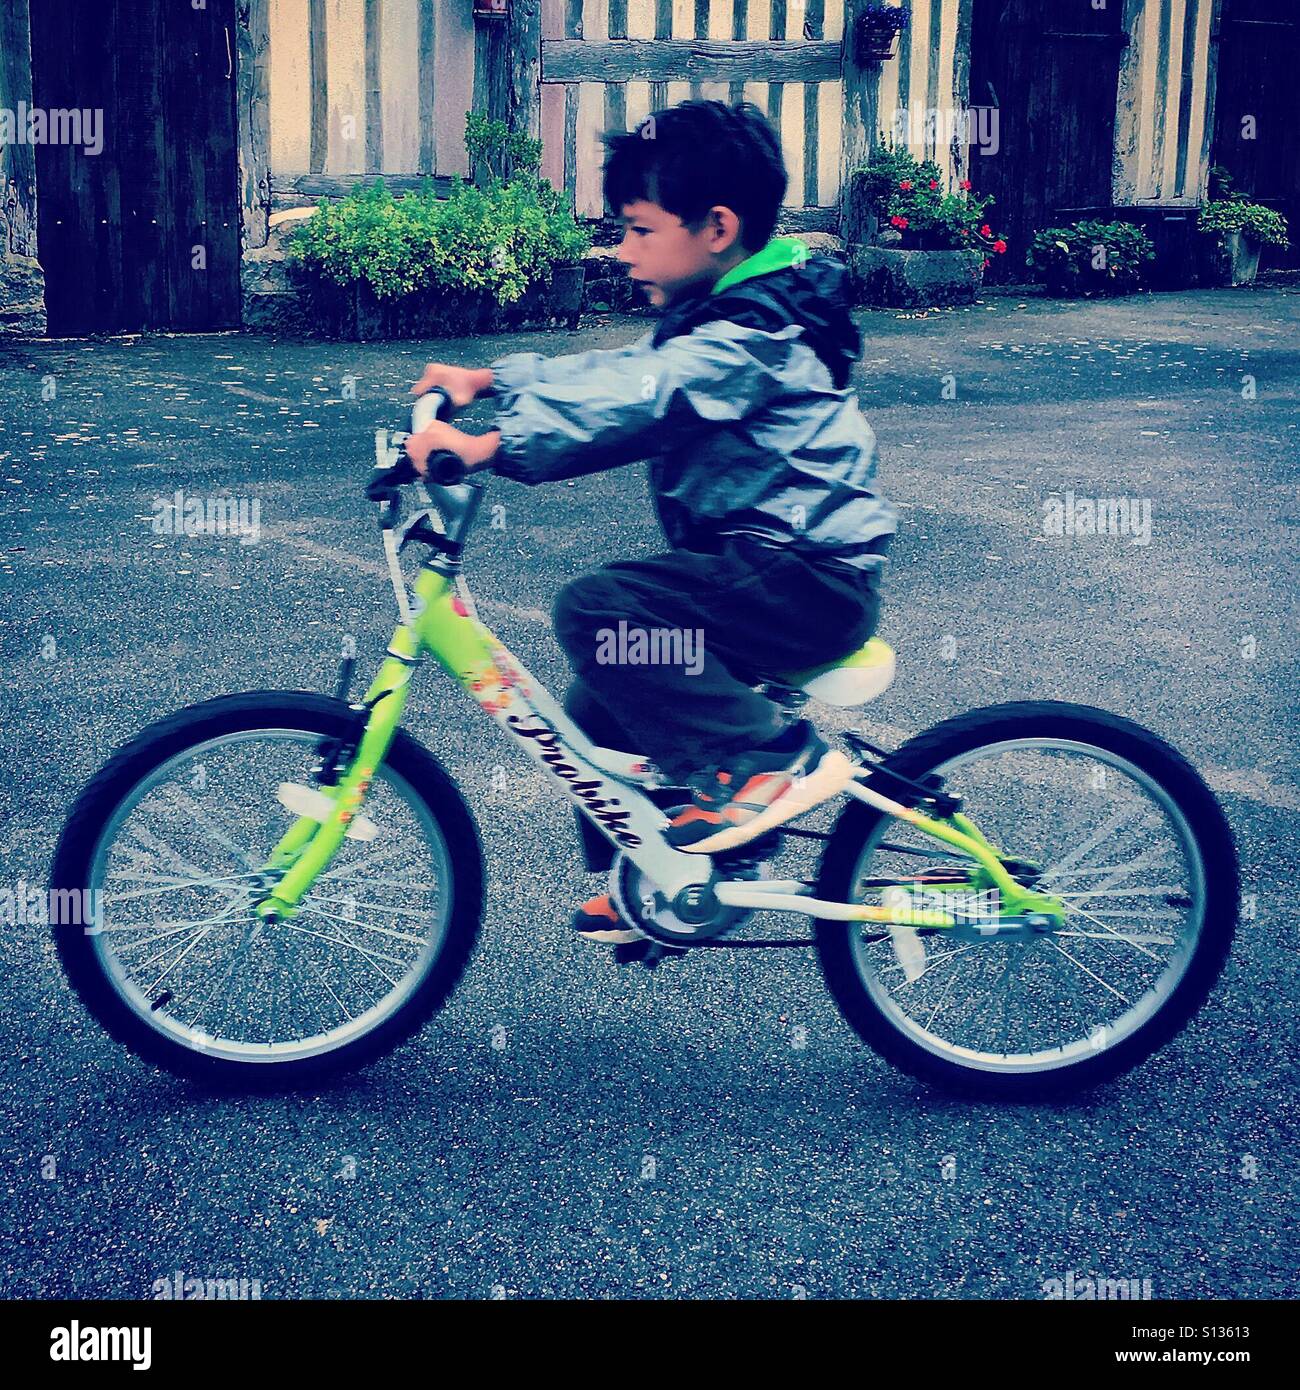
651, 236, 862, 389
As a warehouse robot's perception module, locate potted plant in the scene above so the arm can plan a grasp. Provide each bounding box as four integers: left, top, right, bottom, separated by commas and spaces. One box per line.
1197, 199, 1289, 287
1026, 220, 1156, 297
843, 144, 919, 245
884, 170, 1007, 260
848, 147, 1006, 307
855, 3, 910, 62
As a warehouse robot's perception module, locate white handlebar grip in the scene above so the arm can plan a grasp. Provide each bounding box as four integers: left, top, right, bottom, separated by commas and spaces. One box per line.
411, 387, 450, 435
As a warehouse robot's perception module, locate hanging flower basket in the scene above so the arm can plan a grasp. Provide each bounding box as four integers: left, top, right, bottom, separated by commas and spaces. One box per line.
856, 3, 910, 62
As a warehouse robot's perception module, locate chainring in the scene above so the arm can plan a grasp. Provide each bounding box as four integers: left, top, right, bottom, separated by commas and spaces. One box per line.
608, 806, 775, 946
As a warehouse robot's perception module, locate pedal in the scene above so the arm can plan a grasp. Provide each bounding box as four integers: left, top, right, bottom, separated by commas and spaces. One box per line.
277, 783, 379, 841
613, 939, 688, 969
713, 830, 782, 873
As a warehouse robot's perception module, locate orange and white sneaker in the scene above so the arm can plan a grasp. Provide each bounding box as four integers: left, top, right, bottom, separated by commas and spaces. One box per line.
570, 893, 642, 945
665, 722, 856, 855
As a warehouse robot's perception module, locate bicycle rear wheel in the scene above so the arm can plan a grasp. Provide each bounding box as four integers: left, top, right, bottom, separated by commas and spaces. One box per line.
51, 692, 484, 1089
816, 701, 1237, 1099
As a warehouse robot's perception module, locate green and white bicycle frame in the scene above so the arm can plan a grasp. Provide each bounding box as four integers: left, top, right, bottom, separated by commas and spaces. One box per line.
251, 431, 1068, 941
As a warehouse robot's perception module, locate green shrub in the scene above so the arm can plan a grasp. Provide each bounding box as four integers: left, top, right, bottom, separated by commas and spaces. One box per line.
464, 111, 543, 182
1197, 199, 1289, 247
284, 115, 590, 306
1027, 220, 1155, 296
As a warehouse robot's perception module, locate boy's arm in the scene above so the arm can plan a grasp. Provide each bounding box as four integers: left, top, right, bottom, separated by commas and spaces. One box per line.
483, 332, 656, 398
479, 320, 799, 485
405, 340, 650, 476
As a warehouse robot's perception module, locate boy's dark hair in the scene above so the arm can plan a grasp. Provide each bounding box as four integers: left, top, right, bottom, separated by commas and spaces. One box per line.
601, 100, 788, 252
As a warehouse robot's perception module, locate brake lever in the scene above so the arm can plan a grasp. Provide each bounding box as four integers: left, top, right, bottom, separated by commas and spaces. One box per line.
366, 447, 419, 503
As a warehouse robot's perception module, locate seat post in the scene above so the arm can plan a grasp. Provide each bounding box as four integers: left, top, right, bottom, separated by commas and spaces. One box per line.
758, 683, 809, 719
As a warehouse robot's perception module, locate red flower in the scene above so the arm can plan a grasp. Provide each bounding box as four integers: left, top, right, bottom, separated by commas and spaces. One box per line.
898, 180, 912, 192
960, 179, 972, 191
980, 224, 992, 238
983, 258, 991, 270
929, 179, 939, 190
993, 239, 1007, 254
891, 215, 909, 229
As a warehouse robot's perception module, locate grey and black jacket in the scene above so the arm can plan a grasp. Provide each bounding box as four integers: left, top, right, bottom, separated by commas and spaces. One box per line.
484, 236, 897, 572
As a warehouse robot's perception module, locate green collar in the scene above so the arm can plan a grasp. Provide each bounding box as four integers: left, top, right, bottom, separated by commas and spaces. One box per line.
710, 236, 808, 295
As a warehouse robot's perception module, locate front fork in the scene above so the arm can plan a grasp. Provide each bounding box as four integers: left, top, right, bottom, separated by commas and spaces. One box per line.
251, 584, 435, 923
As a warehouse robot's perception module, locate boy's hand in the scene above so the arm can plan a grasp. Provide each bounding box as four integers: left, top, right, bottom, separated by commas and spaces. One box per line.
409, 363, 494, 409
404, 420, 499, 476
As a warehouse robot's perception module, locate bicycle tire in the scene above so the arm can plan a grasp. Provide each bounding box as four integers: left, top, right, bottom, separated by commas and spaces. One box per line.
815, 701, 1238, 1100
50, 691, 485, 1090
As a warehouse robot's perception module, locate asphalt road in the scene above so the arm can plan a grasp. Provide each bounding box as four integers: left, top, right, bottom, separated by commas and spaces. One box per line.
1, 285, 1296, 1299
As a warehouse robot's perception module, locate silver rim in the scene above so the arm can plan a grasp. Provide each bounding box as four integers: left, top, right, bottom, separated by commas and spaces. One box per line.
85, 728, 453, 1064
847, 738, 1207, 1075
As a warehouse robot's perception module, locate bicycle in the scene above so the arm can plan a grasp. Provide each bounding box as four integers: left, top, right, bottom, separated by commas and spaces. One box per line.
50, 389, 1238, 1099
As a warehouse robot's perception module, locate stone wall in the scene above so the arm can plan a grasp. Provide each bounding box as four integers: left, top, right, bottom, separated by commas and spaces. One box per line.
0, 247, 45, 337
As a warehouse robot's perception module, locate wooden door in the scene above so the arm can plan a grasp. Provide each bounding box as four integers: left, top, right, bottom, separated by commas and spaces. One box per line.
30, 0, 241, 334
1210, 0, 1300, 269
967, 0, 1127, 280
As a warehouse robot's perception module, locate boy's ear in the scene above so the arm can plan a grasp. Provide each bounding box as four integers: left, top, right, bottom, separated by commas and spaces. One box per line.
706, 205, 744, 253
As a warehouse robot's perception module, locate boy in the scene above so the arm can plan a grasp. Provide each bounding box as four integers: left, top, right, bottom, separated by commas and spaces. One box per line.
403, 101, 896, 943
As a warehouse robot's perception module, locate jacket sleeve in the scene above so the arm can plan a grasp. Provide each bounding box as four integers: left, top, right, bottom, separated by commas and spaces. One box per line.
484, 320, 802, 485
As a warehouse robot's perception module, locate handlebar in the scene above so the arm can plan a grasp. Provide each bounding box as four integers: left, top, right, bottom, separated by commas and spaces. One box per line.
410, 388, 448, 436
364, 386, 467, 501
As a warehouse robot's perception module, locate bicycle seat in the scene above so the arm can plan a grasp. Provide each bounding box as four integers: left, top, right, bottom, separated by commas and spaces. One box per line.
774, 637, 896, 707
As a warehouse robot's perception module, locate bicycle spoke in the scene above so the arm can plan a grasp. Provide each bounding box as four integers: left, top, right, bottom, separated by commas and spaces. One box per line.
1056, 929, 1176, 947
847, 733, 1207, 1073
83, 726, 455, 1063
280, 920, 407, 980
923, 954, 967, 1030
187, 921, 264, 1033
303, 891, 437, 933
1044, 939, 1131, 1005
159, 785, 262, 870
284, 927, 358, 1024
319, 872, 438, 894
114, 909, 247, 955
887, 941, 980, 987
1057, 900, 1173, 962
995, 945, 1028, 1055
298, 905, 429, 951
104, 871, 260, 900
1037, 805, 1156, 886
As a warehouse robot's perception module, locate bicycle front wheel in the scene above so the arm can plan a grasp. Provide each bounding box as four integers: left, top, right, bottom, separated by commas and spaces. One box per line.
816, 701, 1237, 1100
51, 692, 484, 1089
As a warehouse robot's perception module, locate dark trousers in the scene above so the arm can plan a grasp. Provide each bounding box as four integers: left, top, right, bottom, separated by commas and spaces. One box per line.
555, 535, 886, 869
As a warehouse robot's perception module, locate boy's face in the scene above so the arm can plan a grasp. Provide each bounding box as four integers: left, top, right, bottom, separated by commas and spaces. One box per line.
616, 199, 748, 308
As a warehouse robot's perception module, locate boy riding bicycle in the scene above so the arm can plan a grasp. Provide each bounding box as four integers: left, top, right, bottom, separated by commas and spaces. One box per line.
403, 101, 897, 942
